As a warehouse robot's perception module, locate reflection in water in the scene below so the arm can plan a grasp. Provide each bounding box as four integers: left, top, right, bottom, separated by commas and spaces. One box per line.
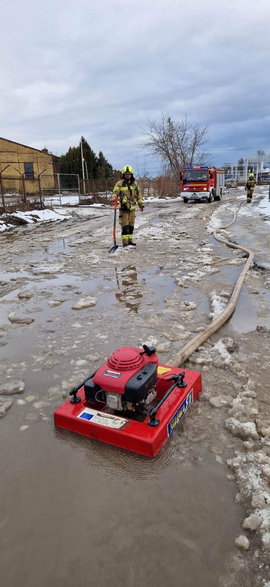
115, 265, 143, 313
55, 427, 173, 481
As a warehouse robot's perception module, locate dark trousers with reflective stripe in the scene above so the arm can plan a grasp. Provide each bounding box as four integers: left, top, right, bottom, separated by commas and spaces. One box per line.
119, 210, 136, 244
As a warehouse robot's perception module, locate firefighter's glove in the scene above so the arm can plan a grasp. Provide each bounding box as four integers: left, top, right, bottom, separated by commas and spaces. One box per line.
139, 205, 144, 211
121, 196, 130, 211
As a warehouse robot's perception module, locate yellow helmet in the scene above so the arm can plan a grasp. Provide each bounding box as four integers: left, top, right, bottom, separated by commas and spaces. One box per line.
121, 165, 134, 175
249, 173, 254, 178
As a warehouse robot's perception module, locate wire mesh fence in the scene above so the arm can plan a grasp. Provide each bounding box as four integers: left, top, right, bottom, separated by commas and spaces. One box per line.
78, 177, 181, 206
9, 169, 270, 212
0, 173, 182, 211
0, 173, 80, 212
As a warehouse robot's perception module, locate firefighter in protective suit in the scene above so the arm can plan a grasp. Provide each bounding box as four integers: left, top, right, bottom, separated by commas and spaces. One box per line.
245, 173, 256, 203
112, 165, 144, 247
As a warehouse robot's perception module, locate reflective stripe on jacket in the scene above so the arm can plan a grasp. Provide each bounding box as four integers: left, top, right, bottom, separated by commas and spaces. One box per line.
245, 179, 256, 189
112, 180, 143, 209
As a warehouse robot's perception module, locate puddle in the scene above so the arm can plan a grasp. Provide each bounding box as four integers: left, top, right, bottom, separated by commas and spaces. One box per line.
45, 238, 70, 254
0, 411, 241, 587
0, 265, 178, 362
0, 270, 31, 281
229, 285, 258, 333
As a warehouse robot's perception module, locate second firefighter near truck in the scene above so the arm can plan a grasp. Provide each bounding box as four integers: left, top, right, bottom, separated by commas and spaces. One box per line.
245, 173, 256, 203
112, 166, 144, 247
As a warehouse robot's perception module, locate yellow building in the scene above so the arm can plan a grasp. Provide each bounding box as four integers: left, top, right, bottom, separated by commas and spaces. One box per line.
0, 137, 59, 195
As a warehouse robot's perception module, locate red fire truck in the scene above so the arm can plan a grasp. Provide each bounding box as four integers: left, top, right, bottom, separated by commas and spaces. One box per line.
181, 166, 225, 203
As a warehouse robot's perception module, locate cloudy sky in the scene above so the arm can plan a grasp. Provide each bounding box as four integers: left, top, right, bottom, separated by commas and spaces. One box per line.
1, 0, 270, 175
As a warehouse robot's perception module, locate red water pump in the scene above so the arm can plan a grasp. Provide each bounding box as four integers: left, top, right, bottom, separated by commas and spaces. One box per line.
55, 344, 202, 456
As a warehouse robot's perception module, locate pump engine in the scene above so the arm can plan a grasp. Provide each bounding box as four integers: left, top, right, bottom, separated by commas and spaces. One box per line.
84, 345, 158, 414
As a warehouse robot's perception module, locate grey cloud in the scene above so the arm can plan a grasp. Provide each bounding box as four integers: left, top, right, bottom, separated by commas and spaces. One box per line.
1, 0, 270, 170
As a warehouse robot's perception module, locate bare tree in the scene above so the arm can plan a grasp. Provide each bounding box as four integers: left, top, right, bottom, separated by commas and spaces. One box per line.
142, 115, 209, 177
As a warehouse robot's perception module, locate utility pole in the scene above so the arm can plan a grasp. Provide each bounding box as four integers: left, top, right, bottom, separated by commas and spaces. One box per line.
85, 160, 89, 195
80, 137, 85, 195
245, 159, 248, 181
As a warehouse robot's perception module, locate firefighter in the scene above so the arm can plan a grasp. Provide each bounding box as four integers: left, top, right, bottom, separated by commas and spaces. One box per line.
245, 173, 256, 203
112, 165, 144, 247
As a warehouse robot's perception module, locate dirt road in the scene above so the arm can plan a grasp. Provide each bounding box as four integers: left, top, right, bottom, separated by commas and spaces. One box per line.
0, 188, 270, 586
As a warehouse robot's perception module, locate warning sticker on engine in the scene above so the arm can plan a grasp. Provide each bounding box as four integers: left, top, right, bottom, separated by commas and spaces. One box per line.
102, 369, 122, 379
157, 366, 172, 375
78, 407, 127, 429
167, 390, 193, 436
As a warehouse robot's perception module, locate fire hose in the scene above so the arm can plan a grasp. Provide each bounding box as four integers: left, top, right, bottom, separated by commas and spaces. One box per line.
170, 203, 254, 367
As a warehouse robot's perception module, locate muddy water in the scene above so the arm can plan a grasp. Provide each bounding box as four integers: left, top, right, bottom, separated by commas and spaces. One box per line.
0, 196, 269, 586
1, 413, 240, 587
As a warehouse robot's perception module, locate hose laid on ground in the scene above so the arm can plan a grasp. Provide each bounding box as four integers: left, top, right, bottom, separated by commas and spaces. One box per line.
170, 203, 254, 367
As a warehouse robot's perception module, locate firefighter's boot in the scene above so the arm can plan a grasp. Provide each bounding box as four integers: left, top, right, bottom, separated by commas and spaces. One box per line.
122, 234, 129, 247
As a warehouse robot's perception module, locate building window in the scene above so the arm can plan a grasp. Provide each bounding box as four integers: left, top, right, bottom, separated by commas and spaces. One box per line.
24, 162, 34, 179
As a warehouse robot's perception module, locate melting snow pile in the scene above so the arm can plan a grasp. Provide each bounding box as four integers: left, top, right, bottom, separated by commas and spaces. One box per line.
0, 208, 72, 231
209, 291, 230, 319
226, 378, 270, 551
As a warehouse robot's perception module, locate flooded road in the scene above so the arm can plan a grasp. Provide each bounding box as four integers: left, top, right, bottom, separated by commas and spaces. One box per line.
1, 189, 270, 586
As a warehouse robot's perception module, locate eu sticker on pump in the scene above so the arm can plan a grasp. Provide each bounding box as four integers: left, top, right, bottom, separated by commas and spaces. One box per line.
78, 407, 127, 429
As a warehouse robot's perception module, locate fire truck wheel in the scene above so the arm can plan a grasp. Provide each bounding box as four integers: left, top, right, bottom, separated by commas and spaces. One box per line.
183, 197, 188, 203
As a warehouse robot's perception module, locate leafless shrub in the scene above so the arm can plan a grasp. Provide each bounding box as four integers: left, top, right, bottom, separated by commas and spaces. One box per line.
141, 114, 209, 178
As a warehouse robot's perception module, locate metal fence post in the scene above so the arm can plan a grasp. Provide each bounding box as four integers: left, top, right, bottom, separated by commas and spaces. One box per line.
57, 173, 62, 205
37, 169, 47, 208
0, 174, 6, 212
0, 165, 9, 212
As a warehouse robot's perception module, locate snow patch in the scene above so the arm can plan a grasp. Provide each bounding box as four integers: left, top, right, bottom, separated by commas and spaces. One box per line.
0, 208, 72, 231
209, 292, 228, 319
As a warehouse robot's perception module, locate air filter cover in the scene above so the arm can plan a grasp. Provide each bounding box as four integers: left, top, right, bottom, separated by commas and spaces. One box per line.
107, 347, 144, 371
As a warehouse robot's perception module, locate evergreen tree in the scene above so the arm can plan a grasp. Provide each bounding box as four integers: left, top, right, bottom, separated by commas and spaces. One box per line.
59, 146, 81, 175
96, 151, 114, 178
81, 136, 98, 179
59, 137, 115, 179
